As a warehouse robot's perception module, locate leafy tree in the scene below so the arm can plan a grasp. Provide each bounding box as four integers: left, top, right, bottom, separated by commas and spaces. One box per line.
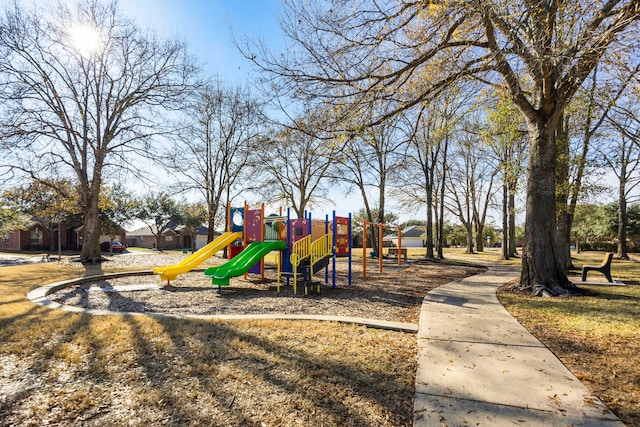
2, 179, 79, 251
443, 223, 470, 249
99, 185, 138, 254
627, 203, 640, 247
483, 90, 527, 260
0, 0, 200, 262
572, 203, 616, 251
247, 0, 640, 295
135, 192, 179, 251
0, 204, 30, 235
176, 202, 207, 252
352, 208, 399, 248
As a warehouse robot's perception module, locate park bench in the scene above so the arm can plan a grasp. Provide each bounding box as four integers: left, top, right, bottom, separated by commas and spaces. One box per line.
387, 247, 407, 260
581, 252, 614, 283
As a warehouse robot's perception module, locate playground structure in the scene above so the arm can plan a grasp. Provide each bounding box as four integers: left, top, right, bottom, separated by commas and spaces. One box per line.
362, 221, 404, 278
153, 231, 242, 282
154, 202, 352, 294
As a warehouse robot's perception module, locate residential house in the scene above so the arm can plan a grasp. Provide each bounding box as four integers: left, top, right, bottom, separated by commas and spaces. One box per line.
1, 220, 82, 252
126, 222, 214, 250
390, 225, 426, 248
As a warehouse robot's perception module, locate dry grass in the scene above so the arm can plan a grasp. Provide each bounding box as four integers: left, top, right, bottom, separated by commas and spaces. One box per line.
0, 254, 481, 426
4, 248, 638, 426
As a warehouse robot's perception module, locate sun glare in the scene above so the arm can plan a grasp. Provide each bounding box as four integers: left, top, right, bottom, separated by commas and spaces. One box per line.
67, 23, 102, 58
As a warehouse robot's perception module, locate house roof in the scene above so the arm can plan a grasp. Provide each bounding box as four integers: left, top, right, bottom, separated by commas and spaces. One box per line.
402, 225, 425, 238
127, 225, 176, 237
127, 223, 211, 237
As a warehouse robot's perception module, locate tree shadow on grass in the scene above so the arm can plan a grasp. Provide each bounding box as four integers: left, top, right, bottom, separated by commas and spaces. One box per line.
131, 315, 414, 426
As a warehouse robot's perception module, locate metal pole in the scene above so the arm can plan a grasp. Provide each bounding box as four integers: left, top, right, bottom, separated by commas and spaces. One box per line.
378, 223, 383, 273
398, 226, 402, 266
348, 212, 352, 286
362, 221, 367, 278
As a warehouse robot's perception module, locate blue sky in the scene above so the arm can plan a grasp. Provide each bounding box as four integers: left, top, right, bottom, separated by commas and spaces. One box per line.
0, 0, 395, 220
0, 0, 286, 84
118, 0, 286, 83
118, 1, 378, 219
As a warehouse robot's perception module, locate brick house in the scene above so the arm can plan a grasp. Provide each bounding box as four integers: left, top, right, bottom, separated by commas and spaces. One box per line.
1, 220, 127, 252
126, 222, 213, 250
1, 220, 80, 252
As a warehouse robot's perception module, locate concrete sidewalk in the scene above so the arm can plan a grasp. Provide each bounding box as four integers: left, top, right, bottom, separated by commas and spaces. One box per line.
413, 264, 624, 426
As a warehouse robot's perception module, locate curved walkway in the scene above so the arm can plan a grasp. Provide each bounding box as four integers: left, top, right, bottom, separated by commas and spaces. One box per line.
413, 264, 623, 426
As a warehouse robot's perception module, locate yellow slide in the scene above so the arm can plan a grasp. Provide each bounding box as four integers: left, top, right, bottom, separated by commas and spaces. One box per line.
153, 231, 243, 282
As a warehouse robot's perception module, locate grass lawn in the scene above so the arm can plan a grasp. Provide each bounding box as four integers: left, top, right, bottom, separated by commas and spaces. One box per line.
0, 259, 421, 426
1, 249, 638, 425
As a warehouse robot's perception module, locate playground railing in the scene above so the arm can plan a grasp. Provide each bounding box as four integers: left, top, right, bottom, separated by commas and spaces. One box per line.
288, 233, 333, 294
265, 224, 279, 241
290, 235, 311, 268
310, 233, 332, 268
290, 235, 311, 294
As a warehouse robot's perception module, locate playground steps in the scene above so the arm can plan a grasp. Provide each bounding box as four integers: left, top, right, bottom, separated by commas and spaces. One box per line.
282, 255, 330, 295
288, 233, 333, 295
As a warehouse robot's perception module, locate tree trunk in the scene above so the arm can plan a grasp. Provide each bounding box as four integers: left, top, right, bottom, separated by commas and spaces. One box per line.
557, 210, 572, 271
508, 188, 517, 257
424, 174, 435, 259
80, 195, 102, 263
475, 221, 484, 252
520, 123, 575, 296
618, 186, 628, 260
208, 207, 216, 243
502, 182, 509, 260
47, 225, 56, 252
465, 223, 474, 254
436, 137, 448, 259
555, 113, 572, 272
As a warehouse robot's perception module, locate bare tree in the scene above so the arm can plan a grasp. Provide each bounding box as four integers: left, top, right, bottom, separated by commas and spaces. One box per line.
163, 80, 262, 241
257, 108, 338, 217
600, 93, 640, 259
245, 0, 640, 295
396, 87, 468, 259
0, 0, 200, 262
445, 125, 500, 254
555, 60, 638, 270
331, 111, 406, 249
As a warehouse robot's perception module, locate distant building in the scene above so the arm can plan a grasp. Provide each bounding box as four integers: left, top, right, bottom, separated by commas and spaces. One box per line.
390, 225, 426, 248
126, 222, 215, 250
1, 220, 83, 251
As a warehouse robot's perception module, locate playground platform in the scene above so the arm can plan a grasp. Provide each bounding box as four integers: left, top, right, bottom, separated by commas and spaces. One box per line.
413, 264, 624, 426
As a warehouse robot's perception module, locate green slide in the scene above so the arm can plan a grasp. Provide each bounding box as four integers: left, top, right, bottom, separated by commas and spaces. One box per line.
204, 240, 287, 287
